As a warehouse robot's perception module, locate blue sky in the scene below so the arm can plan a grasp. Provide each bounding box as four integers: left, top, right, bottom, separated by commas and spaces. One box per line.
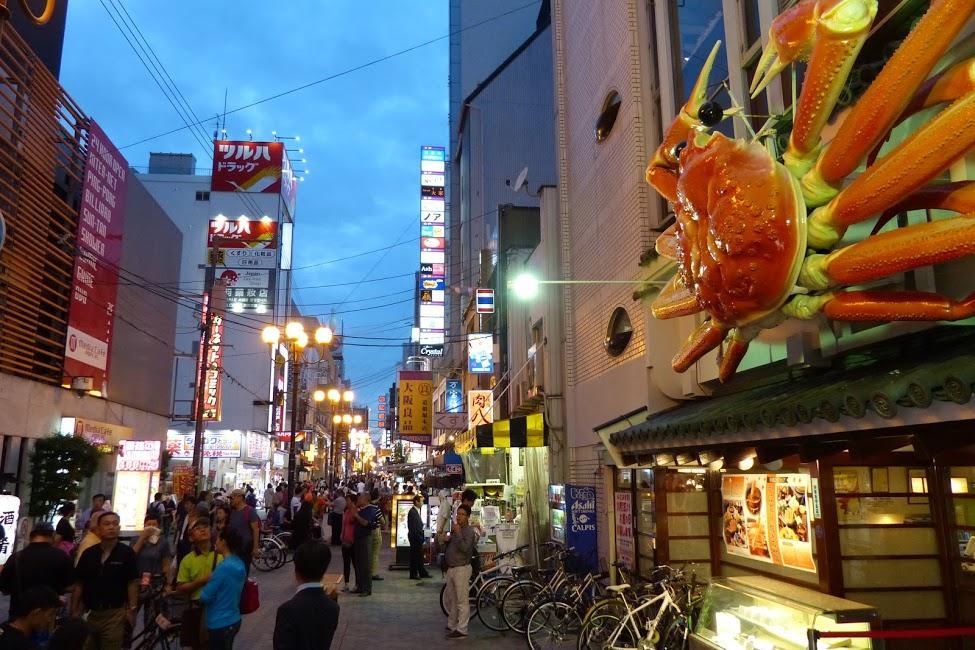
60, 1, 449, 422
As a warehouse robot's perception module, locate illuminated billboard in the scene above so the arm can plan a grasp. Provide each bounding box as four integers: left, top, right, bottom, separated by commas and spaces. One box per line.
418, 146, 447, 357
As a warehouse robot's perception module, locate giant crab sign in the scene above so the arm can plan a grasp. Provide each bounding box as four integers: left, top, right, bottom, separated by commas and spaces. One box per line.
646, 0, 975, 383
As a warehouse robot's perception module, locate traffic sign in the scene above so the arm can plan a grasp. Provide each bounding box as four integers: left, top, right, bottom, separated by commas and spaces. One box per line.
476, 288, 495, 314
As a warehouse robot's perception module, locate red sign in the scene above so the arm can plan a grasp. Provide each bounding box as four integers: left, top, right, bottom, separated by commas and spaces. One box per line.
172, 466, 196, 500
193, 292, 225, 421
211, 140, 285, 193
208, 218, 278, 248
63, 121, 128, 394
422, 237, 445, 249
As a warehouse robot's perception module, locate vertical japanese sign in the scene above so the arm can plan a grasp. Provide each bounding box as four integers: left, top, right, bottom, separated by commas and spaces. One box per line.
172, 466, 196, 500
445, 379, 463, 413
377, 395, 387, 429
418, 146, 446, 356
211, 140, 285, 193
614, 491, 635, 570
397, 370, 433, 444
193, 292, 225, 422
467, 390, 494, 429
0, 495, 20, 565
63, 120, 128, 394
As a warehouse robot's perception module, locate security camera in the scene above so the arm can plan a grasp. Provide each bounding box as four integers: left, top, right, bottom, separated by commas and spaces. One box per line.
71, 376, 94, 398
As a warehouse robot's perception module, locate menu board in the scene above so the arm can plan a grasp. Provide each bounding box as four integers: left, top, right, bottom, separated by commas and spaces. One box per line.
721, 474, 815, 573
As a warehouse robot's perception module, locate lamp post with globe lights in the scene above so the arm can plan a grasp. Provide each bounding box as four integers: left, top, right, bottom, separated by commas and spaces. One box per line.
261, 321, 333, 496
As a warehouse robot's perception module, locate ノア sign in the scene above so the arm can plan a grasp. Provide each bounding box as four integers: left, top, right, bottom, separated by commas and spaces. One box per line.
398, 370, 433, 445
211, 140, 285, 193
63, 120, 128, 394
116, 440, 161, 472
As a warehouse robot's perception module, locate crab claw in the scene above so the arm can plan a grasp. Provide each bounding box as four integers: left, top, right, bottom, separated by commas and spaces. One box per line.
646, 41, 723, 202
751, 0, 818, 96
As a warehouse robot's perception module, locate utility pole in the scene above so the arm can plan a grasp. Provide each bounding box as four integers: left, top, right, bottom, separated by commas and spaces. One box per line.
287, 345, 302, 495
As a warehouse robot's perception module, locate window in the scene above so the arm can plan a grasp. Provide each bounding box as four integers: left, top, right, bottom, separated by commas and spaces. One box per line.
594, 91, 622, 142
675, 1, 734, 137
605, 307, 633, 356
195, 191, 210, 201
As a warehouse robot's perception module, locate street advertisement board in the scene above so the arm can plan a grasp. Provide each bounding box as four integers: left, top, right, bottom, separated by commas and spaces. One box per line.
468, 333, 494, 374
397, 370, 433, 445
172, 466, 195, 500
193, 293, 225, 421
116, 440, 161, 472
720, 473, 815, 572
467, 390, 494, 429
445, 379, 463, 413
167, 430, 242, 459
0, 495, 20, 565
63, 120, 128, 395
245, 432, 270, 462
615, 491, 635, 570
566, 484, 598, 572
113, 471, 151, 532
211, 140, 285, 193
281, 148, 299, 218
61, 417, 133, 449
208, 218, 278, 249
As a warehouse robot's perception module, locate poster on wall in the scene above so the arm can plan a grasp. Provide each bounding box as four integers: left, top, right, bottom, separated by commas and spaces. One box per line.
614, 491, 635, 570
172, 466, 195, 500
721, 474, 815, 572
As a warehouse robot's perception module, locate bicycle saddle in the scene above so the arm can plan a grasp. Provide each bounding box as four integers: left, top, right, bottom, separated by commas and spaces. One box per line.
606, 584, 630, 593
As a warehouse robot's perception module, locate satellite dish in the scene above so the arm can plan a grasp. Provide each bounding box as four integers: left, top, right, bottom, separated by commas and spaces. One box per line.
513, 166, 529, 193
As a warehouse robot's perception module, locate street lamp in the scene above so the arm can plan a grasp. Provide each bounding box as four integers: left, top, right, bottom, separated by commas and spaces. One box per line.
261, 321, 333, 497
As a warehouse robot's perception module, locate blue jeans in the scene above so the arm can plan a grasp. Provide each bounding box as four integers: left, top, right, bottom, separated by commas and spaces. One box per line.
208, 621, 240, 650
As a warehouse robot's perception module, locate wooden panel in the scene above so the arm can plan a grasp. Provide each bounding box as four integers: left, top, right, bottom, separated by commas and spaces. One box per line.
0, 22, 87, 385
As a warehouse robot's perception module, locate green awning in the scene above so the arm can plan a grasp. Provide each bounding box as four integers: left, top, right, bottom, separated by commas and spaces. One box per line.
609, 326, 975, 462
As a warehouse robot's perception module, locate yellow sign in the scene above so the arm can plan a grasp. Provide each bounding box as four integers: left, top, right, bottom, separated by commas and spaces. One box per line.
398, 370, 433, 445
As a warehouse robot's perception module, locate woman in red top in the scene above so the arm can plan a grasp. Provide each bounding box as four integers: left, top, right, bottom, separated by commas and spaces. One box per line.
341, 498, 359, 592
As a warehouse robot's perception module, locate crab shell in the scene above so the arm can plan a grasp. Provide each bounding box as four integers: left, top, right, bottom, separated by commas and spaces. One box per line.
672, 132, 808, 327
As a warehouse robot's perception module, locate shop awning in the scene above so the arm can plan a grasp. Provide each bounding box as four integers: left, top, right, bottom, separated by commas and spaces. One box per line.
456, 412, 548, 454
607, 326, 975, 465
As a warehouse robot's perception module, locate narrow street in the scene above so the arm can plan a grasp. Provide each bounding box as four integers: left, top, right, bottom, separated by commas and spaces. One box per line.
237, 541, 526, 649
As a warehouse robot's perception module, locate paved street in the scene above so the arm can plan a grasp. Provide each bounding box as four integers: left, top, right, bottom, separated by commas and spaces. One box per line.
238, 541, 526, 649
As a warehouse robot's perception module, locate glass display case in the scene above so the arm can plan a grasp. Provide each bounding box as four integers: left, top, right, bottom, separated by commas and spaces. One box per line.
691, 576, 880, 650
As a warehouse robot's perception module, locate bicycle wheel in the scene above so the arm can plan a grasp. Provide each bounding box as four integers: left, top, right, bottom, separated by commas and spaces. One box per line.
527, 601, 582, 650
476, 575, 515, 631
659, 615, 690, 650
439, 582, 449, 617
252, 540, 279, 572
577, 612, 637, 650
501, 579, 542, 634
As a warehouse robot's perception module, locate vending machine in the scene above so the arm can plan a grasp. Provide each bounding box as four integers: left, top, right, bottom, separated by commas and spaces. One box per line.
549, 484, 597, 572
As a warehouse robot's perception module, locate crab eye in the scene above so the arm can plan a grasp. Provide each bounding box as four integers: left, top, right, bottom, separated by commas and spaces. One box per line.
698, 101, 724, 127
672, 141, 687, 162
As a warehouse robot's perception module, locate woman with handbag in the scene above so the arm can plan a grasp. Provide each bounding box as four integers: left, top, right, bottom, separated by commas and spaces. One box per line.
200, 527, 247, 649
175, 517, 220, 649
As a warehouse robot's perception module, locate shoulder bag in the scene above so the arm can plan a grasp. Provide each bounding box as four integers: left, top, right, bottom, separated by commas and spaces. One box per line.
239, 577, 259, 615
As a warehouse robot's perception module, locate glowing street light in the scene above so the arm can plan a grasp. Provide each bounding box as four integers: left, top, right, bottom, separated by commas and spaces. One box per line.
342, 389, 354, 403
313, 389, 326, 403
508, 272, 667, 301
327, 388, 341, 403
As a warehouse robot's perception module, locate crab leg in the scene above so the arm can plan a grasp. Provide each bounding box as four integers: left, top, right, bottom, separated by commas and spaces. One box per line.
655, 223, 681, 260
802, 0, 975, 207
822, 290, 975, 320
718, 329, 753, 384
780, 0, 877, 178
870, 181, 975, 235
801, 214, 975, 288
652, 276, 702, 320
807, 89, 975, 249
672, 320, 727, 373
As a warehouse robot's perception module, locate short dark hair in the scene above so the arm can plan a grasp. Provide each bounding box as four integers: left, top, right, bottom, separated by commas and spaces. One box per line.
154, 492, 162, 501
12, 585, 61, 618
191, 516, 211, 530
370, 488, 380, 500
293, 541, 331, 582
92, 494, 106, 502
57, 502, 76, 516
144, 512, 160, 524
98, 511, 120, 525
457, 504, 472, 517
412, 495, 422, 505
219, 526, 246, 557
461, 489, 477, 503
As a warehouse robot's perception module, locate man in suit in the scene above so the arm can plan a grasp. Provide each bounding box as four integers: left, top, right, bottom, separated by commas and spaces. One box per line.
407, 495, 431, 580
273, 540, 340, 650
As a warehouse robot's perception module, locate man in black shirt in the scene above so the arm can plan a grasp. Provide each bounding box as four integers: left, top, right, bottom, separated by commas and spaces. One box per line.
0, 523, 75, 619
0, 585, 62, 650
72, 512, 138, 650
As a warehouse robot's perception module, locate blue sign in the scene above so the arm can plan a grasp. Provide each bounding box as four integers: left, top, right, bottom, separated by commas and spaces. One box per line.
445, 379, 463, 413
565, 484, 598, 573
419, 277, 445, 291
421, 146, 446, 162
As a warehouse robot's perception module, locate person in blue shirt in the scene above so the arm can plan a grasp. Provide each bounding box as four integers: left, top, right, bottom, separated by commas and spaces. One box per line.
200, 527, 247, 649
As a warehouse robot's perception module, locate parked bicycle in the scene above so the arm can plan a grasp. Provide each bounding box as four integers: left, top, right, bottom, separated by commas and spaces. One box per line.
438, 543, 532, 617
252, 525, 293, 571
129, 583, 187, 650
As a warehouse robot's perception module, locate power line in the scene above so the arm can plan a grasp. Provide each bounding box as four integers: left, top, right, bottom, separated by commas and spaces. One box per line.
120, 1, 543, 149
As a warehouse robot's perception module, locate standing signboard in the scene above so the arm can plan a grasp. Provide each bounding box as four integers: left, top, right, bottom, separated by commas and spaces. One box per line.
615, 491, 635, 570
211, 140, 285, 193
398, 370, 433, 445
566, 484, 598, 572
63, 120, 128, 395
